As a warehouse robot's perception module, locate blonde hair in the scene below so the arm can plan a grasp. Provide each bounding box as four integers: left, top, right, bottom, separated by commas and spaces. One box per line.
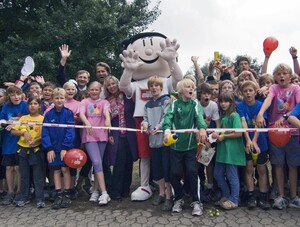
88, 81, 102, 89
183, 74, 197, 85
241, 80, 258, 92
63, 81, 78, 94
259, 73, 274, 87
177, 78, 195, 98
104, 75, 120, 97
147, 75, 163, 89
273, 63, 293, 76
52, 87, 66, 98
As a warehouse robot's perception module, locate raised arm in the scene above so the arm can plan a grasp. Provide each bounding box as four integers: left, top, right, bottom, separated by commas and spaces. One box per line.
289, 46, 300, 75
191, 56, 204, 84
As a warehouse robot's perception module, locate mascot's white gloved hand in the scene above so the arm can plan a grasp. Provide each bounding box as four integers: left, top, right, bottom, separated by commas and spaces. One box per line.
119, 49, 143, 72
156, 38, 180, 63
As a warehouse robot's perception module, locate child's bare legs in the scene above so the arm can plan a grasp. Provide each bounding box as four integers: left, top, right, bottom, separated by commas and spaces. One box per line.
6, 166, 14, 193
61, 167, 71, 190
245, 161, 254, 191
156, 178, 165, 197
274, 165, 285, 196
165, 182, 172, 199
289, 166, 298, 199
257, 165, 268, 192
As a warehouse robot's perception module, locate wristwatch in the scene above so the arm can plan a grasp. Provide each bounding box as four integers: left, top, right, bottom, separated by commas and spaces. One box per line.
283, 114, 289, 120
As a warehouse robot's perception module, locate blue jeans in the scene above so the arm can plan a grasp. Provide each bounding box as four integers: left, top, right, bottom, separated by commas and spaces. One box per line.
214, 162, 239, 204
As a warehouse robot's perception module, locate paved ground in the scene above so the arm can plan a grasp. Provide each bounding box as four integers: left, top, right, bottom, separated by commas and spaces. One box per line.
0, 194, 300, 227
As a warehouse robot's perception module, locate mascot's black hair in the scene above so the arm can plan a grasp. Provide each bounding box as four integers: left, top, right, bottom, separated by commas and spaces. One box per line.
120, 32, 167, 50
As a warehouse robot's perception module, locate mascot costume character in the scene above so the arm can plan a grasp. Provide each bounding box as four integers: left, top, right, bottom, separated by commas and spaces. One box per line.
119, 32, 183, 201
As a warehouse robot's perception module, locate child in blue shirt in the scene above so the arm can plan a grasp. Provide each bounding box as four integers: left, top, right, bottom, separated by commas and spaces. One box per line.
0, 85, 29, 205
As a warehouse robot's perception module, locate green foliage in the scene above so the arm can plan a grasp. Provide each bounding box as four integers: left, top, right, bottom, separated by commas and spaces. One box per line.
0, 0, 161, 85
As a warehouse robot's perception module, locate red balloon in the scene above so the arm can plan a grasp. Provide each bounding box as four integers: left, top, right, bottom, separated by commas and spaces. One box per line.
64, 149, 87, 168
268, 125, 291, 147
263, 36, 279, 55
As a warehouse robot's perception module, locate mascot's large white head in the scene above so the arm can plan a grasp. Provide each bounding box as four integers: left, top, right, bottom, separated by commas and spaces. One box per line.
121, 32, 172, 80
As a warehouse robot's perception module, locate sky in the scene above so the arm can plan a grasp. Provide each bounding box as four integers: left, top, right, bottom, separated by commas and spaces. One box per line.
144, 0, 300, 74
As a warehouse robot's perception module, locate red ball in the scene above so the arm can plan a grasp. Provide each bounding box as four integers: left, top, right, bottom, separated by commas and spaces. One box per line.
64, 149, 87, 168
268, 125, 291, 147
263, 36, 279, 55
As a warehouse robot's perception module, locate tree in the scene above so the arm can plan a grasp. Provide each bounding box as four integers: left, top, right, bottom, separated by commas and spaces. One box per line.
0, 0, 161, 84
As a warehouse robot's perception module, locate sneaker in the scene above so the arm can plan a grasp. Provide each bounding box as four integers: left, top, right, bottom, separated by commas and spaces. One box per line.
69, 188, 78, 200
15, 199, 30, 207
289, 196, 300, 208
272, 196, 288, 210
131, 185, 152, 201
36, 201, 46, 208
172, 199, 184, 213
61, 194, 72, 208
191, 201, 203, 216
52, 195, 63, 209
152, 195, 165, 206
98, 193, 111, 205
258, 198, 271, 210
0, 191, 7, 200
89, 191, 99, 202
162, 199, 173, 211
247, 195, 257, 210
1, 192, 14, 205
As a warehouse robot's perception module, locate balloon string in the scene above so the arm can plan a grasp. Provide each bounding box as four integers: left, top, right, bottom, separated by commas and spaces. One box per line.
0, 120, 298, 134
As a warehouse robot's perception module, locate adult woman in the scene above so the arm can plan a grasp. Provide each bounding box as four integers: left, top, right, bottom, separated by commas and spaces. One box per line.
104, 76, 138, 200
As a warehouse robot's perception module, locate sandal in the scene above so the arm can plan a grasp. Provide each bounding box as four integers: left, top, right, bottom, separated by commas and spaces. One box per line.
220, 200, 238, 210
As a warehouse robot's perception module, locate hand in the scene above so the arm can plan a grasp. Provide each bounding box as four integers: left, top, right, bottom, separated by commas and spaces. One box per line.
60, 149, 67, 161
217, 134, 225, 142
149, 125, 160, 135
35, 76, 45, 84
191, 56, 199, 63
257, 86, 269, 97
245, 140, 254, 154
252, 141, 261, 154
274, 117, 284, 127
225, 65, 235, 73
156, 38, 180, 63
255, 114, 265, 128
23, 131, 33, 144
141, 122, 149, 132
85, 122, 93, 135
3, 82, 15, 87
108, 136, 114, 144
59, 44, 72, 59
197, 128, 207, 144
289, 46, 298, 58
47, 150, 55, 163
119, 49, 143, 71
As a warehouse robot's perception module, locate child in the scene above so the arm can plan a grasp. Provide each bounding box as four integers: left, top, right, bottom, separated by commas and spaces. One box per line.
196, 83, 220, 202
141, 75, 172, 211
235, 71, 259, 101
212, 92, 246, 210
237, 81, 270, 210
219, 80, 235, 94
42, 88, 75, 209
256, 63, 300, 209
0, 88, 7, 197
79, 81, 111, 205
0, 85, 29, 205
41, 82, 55, 113
162, 78, 207, 216
207, 80, 219, 103
257, 74, 274, 102
11, 96, 45, 208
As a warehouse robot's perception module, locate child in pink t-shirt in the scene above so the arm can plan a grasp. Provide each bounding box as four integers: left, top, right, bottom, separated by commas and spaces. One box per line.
256, 63, 300, 210
79, 81, 111, 205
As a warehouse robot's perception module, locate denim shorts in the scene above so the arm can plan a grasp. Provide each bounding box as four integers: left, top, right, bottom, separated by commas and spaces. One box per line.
269, 136, 300, 166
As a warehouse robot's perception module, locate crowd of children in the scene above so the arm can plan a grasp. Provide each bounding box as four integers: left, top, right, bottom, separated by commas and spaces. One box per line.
1, 45, 300, 218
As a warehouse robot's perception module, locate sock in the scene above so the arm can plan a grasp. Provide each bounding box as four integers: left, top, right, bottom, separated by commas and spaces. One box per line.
102, 191, 108, 195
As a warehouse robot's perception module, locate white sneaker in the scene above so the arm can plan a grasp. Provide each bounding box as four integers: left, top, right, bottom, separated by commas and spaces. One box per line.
131, 185, 152, 201
98, 194, 111, 205
89, 191, 99, 202
191, 201, 203, 216
172, 199, 184, 213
